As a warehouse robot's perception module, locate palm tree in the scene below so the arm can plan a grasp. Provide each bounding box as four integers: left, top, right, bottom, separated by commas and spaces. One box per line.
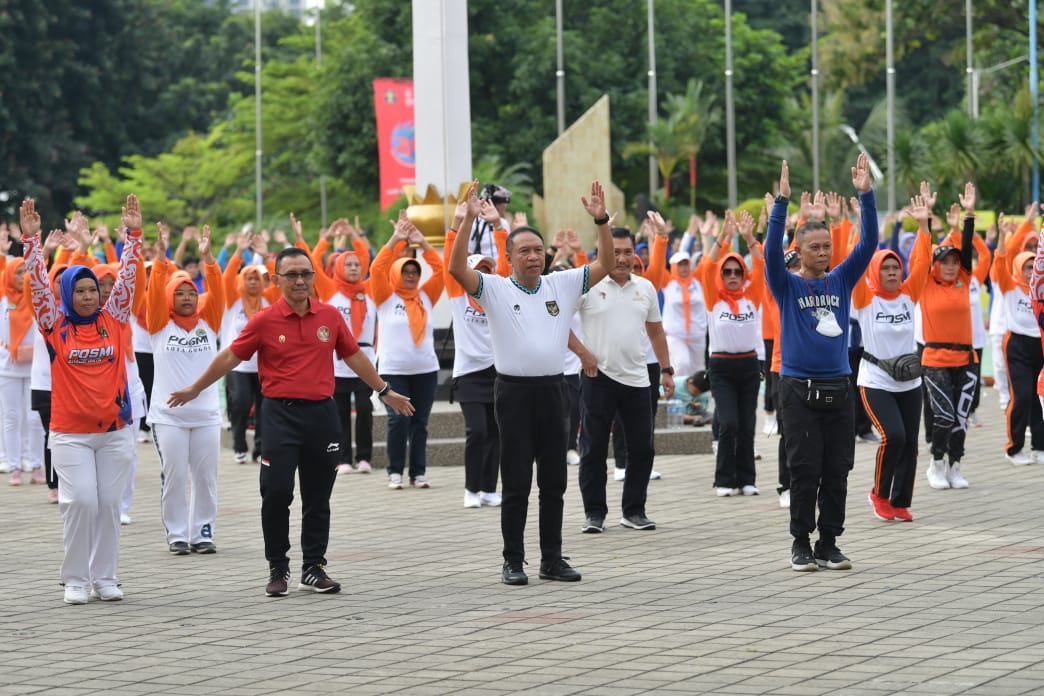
663, 79, 721, 209
921, 109, 982, 191
623, 115, 686, 201
980, 87, 1043, 208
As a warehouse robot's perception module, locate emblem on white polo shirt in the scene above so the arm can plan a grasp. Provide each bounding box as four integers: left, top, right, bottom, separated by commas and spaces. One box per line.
278, 335, 286, 343
317, 326, 331, 342
545, 300, 560, 316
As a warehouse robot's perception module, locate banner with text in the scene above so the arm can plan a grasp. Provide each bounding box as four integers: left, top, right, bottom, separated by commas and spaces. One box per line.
373, 78, 415, 209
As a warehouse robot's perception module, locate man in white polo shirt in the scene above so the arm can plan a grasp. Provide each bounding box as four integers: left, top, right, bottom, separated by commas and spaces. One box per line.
568, 227, 674, 533
448, 180, 615, 586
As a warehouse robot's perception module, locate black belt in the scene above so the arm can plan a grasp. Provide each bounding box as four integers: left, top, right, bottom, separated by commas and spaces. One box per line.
357, 342, 372, 348
264, 396, 332, 406
710, 351, 757, 359
497, 373, 564, 384
924, 342, 973, 352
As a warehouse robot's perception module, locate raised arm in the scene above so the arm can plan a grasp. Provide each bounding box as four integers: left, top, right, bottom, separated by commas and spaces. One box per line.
103, 195, 144, 323
957, 182, 976, 273
580, 180, 615, 287
19, 199, 59, 331
448, 181, 483, 296
764, 161, 791, 299
835, 153, 879, 282
198, 226, 225, 331
370, 213, 410, 304
1031, 222, 1044, 302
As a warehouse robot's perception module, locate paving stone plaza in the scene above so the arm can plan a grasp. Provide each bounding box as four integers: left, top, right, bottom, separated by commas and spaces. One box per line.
3, 388, 1044, 695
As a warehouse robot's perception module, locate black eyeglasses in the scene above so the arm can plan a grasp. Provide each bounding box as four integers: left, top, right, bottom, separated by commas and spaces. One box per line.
278, 271, 315, 281
721, 268, 743, 277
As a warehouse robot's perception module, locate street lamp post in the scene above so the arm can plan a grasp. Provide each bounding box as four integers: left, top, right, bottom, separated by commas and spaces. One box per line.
316, 3, 327, 229
810, 0, 820, 192
647, 0, 658, 198
556, 0, 565, 135
885, 0, 896, 212
724, 0, 736, 209
255, 1, 263, 232
1031, 0, 1039, 203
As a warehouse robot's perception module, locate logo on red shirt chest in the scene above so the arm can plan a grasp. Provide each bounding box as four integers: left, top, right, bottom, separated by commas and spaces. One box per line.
317, 326, 331, 342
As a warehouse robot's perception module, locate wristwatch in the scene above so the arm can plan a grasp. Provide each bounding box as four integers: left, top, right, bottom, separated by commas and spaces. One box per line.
660, 366, 675, 376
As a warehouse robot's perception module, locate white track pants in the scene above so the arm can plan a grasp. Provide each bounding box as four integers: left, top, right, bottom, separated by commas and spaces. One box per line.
51, 427, 135, 588
666, 333, 707, 380
0, 375, 44, 471
153, 423, 220, 545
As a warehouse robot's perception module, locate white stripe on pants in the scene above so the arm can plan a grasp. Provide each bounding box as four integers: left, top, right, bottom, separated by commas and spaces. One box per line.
153, 423, 220, 545
0, 374, 44, 470
51, 427, 135, 588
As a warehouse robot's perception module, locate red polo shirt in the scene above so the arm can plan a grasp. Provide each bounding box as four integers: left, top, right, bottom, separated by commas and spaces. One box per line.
229, 297, 359, 399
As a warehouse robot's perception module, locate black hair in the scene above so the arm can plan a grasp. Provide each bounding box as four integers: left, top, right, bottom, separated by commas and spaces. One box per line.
688, 370, 710, 393
794, 220, 829, 247
611, 227, 635, 247
274, 246, 313, 273
506, 226, 543, 253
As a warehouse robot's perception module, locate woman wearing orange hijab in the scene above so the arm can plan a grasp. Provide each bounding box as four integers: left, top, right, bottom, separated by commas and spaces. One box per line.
993, 215, 1044, 466
700, 210, 765, 497
370, 214, 444, 489
0, 256, 46, 485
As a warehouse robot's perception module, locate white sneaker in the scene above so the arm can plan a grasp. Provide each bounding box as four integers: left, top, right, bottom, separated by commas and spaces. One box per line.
613, 468, 626, 482
233, 451, 248, 464
94, 584, 123, 602
1032, 450, 1044, 464
388, 473, 404, 489
355, 460, 373, 474
120, 514, 132, 525
336, 463, 354, 474
715, 487, 739, 497
947, 462, 969, 489
649, 470, 662, 480
762, 414, 778, 436
999, 398, 1010, 410
463, 490, 482, 508
779, 490, 791, 508
63, 585, 89, 605
20, 460, 33, 473
480, 491, 502, 507
1006, 451, 1034, 466
411, 475, 430, 488
741, 485, 760, 496
967, 411, 982, 428
711, 440, 719, 455
926, 459, 951, 489
566, 449, 580, 465
0, 462, 11, 474
136, 431, 150, 444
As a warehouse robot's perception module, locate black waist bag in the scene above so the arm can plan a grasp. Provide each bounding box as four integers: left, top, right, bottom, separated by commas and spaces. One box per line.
863, 351, 922, 382
804, 378, 850, 412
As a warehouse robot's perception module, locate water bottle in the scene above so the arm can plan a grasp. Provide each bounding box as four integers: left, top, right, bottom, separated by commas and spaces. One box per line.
666, 399, 683, 429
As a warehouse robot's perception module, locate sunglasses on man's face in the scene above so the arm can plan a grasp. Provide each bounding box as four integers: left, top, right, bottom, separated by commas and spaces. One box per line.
721, 267, 743, 277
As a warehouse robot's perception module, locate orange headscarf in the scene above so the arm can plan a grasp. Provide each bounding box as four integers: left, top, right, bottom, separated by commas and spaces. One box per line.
333, 252, 368, 338
390, 257, 426, 346
1013, 251, 1035, 295
714, 253, 747, 316
4, 258, 33, 361
866, 249, 904, 301
166, 271, 201, 333
670, 259, 694, 335
237, 264, 266, 319
93, 263, 139, 363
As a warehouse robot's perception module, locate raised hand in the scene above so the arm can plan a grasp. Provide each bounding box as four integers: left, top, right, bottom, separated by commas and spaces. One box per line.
479, 198, 501, 225
463, 180, 482, 219
581, 180, 611, 223
737, 210, 756, 243
958, 182, 976, 214
851, 152, 872, 193
198, 225, 214, 262
1025, 201, 1039, 221
122, 194, 142, 230
272, 228, 288, 246
0, 226, 9, 254
156, 222, 171, 254
565, 228, 582, 251
19, 199, 41, 239
700, 210, 719, 239
810, 191, 827, 221
778, 161, 791, 200
453, 198, 468, 229
94, 222, 110, 245
647, 211, 669, 238
389, 209, 410, 243
849, 196, 861, 227
551, 228, 567, 249
799, 191, 812, 219
512, 211, 528, 228
42, 229, 66, 255
686, 213, 701, 236
919, 180, 938, 210
907, 193, 932, 230
718, 210, 736, 247
289, 213, 304, 242
825, 191, 842, 220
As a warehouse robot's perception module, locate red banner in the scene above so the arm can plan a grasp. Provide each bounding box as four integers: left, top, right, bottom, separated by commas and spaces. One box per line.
372, 78, 415, 209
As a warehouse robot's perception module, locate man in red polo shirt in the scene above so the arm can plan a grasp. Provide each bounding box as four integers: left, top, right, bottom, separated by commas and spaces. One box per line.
169, 246, 413, 597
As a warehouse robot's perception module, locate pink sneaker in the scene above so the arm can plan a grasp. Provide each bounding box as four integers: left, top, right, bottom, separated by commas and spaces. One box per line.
355, 460, 372, 474
9, 470, 23, 487
336, 463, 354, 474
47, 488, 59, 504
30, 468, 46, 485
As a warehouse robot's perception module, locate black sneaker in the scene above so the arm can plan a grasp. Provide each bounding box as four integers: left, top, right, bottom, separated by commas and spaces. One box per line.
299, 564, 341, 593
266, 566, 290, 597
502, 561, 528, 586
190, 542, 217, 554
169, 541, 190, 555
539, 557, 582, 582
814, 541, 852, 570
581, 516, 605, 533
791, 539, 818, 572
620, 514, 656, 530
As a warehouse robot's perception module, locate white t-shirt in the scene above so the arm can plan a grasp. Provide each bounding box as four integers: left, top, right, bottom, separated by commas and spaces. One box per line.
449, 293, 494, 378
148, 318, 221, 427
131, 317, 152, 354
575, 274, 661, 388
221, 297, 268, 374
661, 276, 707, 342
474, 268, 588, 377
1002, 286, 1039, 338
564, 313, 582, 376
855, 292, 921, 391
706, 295, 762, 356
375, 291, 439, 375
988, 281, 1008, 337
0, 296, 33, 378
328, 291, 377, 379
